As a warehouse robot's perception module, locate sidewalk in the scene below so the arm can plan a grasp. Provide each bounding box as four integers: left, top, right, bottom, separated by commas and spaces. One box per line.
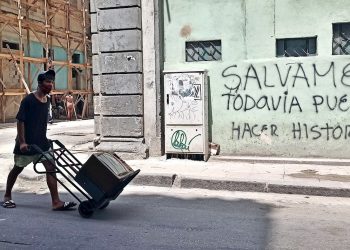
17, 152, 350, 198
127, 156, 350, 197
1, 120, 350, 198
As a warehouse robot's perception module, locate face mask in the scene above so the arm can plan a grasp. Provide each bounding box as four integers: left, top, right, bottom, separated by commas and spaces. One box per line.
39, 84, 52, 94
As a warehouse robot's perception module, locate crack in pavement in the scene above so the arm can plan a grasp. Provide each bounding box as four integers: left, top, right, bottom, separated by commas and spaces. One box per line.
0, 240, 32, 246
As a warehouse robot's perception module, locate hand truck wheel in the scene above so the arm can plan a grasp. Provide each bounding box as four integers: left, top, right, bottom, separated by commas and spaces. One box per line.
78, 200, 94, 218
99, 201, 110, 210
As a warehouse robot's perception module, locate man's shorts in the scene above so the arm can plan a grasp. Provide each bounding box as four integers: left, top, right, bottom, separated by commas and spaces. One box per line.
14, 151, 54, 168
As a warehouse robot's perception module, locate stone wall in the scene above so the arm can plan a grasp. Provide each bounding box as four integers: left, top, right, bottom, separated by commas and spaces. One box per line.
91, 0, 148, 159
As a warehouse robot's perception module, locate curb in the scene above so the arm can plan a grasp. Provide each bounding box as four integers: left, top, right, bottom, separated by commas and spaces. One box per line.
211, 156, 350, 166
133, 174, 350, 198
18, 172, 350, 198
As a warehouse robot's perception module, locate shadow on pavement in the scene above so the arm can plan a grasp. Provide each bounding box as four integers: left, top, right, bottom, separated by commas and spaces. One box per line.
0, 191, 273, 249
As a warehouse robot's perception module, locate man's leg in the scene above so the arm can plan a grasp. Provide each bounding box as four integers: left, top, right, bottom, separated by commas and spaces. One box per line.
3, 166, 24, 202
42, 160, 64, 209
42, 160, 76, 210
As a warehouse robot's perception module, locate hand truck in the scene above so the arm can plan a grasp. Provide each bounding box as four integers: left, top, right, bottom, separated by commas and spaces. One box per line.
31, 140, 140, 218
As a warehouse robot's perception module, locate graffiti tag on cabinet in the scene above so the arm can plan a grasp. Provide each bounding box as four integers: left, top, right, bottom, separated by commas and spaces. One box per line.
165, 73, 203, 123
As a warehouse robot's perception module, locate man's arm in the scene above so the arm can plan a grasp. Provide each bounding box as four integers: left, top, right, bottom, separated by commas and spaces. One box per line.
17, 121, 28, 152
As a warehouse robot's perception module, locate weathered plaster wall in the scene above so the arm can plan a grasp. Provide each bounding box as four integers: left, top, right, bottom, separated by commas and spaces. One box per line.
163, 0, 350, 158
142, 0, 162, 156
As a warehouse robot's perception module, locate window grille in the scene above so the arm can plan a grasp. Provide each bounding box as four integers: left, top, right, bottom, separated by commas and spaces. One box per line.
276, 37, 317, 57
72, 53, 81, 78
185, 40, 222, 62
2, 41, 19, 50
333, 23, 350, 55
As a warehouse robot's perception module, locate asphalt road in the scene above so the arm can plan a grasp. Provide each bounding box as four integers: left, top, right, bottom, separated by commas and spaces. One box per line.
0, 186, 350, 250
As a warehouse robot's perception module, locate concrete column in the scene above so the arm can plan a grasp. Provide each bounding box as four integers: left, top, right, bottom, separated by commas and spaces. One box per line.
141, 0, 162, 156
91, 0, 148, 159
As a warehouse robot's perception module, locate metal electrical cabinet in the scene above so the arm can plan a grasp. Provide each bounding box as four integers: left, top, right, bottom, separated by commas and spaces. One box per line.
164, 70, 209, 161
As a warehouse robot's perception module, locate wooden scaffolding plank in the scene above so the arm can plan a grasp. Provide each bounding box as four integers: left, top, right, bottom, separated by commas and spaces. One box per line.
0, 0, 92, 122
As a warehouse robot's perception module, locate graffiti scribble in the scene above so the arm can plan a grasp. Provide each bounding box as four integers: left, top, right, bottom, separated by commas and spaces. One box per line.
171, 130, 201, 151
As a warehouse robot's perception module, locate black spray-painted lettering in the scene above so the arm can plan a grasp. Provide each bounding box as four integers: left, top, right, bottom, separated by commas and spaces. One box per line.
231, 122, 279, 140
222, 62, 350, 114
293, 63, 310, 88
313, 62, 336, 88
231, 122, 350, 141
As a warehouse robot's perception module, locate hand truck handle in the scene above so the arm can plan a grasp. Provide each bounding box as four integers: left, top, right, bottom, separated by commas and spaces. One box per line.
50, 140, 66, 149
29, 144, 44, 154
29, 144, 56, 174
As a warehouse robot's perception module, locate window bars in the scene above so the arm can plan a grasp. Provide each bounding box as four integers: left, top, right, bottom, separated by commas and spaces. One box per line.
333, 23, 350, 55
276, 37, 317, 57
186, 40, 222, 62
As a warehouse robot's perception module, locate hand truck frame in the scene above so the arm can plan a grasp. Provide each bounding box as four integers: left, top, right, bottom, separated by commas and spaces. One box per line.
31, 140, 140, 218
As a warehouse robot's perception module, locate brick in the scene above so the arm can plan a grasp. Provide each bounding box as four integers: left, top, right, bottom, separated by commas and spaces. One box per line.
96, 141, 144, 154
92, 75, 100, 93
97, 7, 141, 30
98, 30, 142, 52
91, 34, 99, 54
92, 55, 100, 75
94, 116, 101, 134
95, 0, 140, 8
90, 13, 98, 34
101, 117, 143, 137
100, 74, 142, 94
93, 96, 101, 114
90, 0, 97, 13
99, 52, 142, 73
100, 95, 143, 115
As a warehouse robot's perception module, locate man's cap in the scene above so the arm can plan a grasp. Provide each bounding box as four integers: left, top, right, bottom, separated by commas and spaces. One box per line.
38, 69, 55, 83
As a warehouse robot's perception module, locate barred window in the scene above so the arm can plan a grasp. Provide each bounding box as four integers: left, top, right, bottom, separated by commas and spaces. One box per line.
72, 53, 81, 78
2, 41, 19, 50
333, 23, 350, 55
185, 40, 222, 62
276, 37, 317, 57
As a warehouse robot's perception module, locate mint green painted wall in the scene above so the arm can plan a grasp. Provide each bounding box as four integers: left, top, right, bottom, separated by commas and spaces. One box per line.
25, 42, 84, 90
53, 47, 68, 90
163, 0, 350, 158
26, 42, 44, 90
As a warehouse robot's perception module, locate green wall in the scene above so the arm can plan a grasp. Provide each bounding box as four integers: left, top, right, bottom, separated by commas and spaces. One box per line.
163, 0, 350, 158
25, 42, 83, 90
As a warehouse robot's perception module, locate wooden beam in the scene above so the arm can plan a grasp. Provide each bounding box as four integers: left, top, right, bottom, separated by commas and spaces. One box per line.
0, 1, 4, 122
26, 0, 31, 90
0, 14, 90, 44
0, 0, 92, 122
71, 40, 82, 56
82, 0, 91, 117
17, 0, 24, 91
0, 21, 9, 33
0, 53, 91, 69
3, 90, 27, 96
2, 89, 92, 96
6, 45, 30, 94
25, 0, 39, 12
66, 1, 72, 90
0, 77, 6, 89
51, 89, 93, 95
53, 36, 68, 53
